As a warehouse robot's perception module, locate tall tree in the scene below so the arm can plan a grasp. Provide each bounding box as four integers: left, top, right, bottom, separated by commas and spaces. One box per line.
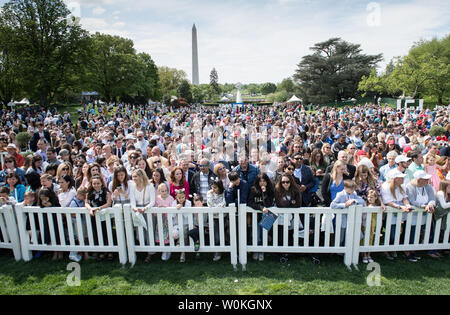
294, 38, 383, 104
0, 0, 89, 106
260, 82, 277, 95
158, 66, 187, 103
177, 80, 193, 103
209, 68, 220, 96
84, 33, 141, 102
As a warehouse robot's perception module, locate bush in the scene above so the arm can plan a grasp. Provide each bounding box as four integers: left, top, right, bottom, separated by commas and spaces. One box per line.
16, 132, 32, 151
429, 126, 446, 137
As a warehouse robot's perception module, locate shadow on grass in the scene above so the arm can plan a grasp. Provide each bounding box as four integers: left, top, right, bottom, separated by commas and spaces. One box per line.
1, 249, 449, 291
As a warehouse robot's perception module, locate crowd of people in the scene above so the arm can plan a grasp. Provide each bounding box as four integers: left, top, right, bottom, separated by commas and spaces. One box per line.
0, 101, 449, 264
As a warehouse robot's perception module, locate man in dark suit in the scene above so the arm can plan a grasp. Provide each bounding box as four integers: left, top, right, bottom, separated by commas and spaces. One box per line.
292, 153, 315, 206
181, 159, 195, 185
325, 150, 356, 180
30, 122, 51, 152
113, 136, 127, 160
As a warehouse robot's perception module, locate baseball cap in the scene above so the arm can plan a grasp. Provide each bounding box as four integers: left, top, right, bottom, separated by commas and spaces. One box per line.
413, 170, 432, 180
395, 155, 411, 164
356, 150, 368, 157
387, 169, 407, 180
403, 146, 412, 154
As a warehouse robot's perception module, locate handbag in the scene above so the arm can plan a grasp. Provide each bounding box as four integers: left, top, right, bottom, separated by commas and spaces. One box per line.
132, 185, 148, 229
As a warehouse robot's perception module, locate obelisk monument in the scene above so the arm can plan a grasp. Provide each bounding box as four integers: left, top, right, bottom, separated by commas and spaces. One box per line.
192, 24, 199, 85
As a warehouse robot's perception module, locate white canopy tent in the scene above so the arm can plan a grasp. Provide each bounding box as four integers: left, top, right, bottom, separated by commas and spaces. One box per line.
287, 95, 302, 103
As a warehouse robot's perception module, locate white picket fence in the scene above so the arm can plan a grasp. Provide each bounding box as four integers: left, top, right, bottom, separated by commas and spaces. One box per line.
238, 205, 357, 270
123, 204, 238, 269
351, 206, 450, 266
14, 204, 128, 265
1, 204, 449, 270
0, 205, 21, 261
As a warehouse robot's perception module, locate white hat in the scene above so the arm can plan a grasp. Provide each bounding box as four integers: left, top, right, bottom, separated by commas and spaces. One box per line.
125, 135, 135, 140
357, 157, 374, 169
395, 155, 411, 164
387, 169, 407, 180
7, 143, 16, 149
413, 170, 432, 180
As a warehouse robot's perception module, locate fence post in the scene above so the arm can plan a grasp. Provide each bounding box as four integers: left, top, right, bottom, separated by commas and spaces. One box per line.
238, 204, 247, 271
344, 205, 356, 270
14, 204, 32, 262
113, 204, 128, 266
229, 206, 238, 271
3, 205, 21, 261
352, 205, 363, 268
123, 204, 137, 267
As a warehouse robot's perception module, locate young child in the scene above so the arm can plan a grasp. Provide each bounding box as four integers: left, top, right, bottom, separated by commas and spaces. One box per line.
207, 180, 226, 262
0, 187, 16, 205
155, 183, 175, 261
69, 188, 88, 262
171, 189, 192, 263
361, 190, 380, 264
188, 194, 204, 259
330, 180, 366, 245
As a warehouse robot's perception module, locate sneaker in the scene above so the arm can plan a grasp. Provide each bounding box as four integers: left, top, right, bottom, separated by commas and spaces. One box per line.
384, 252, 394, 260
406, 254, 418, 262
362, 257, 369, 264
161, 252, 171, 261
213, 253, 222, 262
252, 253, 259, 261
180, 253, 185, 263
368, 257, 374, 263
194, 243, 200, 252
258, 253, 264, 262
391, 252, 398, 258
69, 252, 82, 263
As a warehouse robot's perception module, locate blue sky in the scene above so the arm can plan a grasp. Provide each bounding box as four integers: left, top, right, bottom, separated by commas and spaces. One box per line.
2, 0, 449, 84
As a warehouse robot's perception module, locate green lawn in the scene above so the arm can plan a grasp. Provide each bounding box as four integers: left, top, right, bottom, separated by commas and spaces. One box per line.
1, 250, 449, 295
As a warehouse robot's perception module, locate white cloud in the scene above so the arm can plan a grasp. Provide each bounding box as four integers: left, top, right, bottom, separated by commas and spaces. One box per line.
69, 0, 450, 83
92, 6, 106, 15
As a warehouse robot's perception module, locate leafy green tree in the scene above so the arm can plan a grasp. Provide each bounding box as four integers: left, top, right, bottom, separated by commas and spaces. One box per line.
158, 66, 187, 103
277, 78, 295, 93
0, 0, 89, 106
0, 23, 23, 106
177, 80, 192, 103
260, 82, 277, 95
84, 33, 141, 102
294, 38, 383, 104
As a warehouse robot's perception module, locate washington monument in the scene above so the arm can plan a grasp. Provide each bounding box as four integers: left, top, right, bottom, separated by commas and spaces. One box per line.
192, 24, 199, 85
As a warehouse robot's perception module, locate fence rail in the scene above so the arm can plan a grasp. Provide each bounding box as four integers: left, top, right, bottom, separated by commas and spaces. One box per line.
123, 205, 238, 269
238, 205, 357, 270
351, 206, 450, 266
14, 204, 128, 265
1, 204, 449, 271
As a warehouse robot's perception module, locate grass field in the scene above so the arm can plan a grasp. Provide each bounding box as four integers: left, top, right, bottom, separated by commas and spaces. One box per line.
1, 250, 449, 295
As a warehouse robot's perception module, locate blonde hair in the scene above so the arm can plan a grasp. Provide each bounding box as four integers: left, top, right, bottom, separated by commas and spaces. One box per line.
331, 160, 347, 183
132, 168, 149, 187
424, 153, 437, 166
389, 177, 405, 200
56, 162, 73, 179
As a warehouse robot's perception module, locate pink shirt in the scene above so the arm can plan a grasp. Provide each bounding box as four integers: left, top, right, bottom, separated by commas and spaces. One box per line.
155, 194, 175, 207
169, 181, 190, 200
